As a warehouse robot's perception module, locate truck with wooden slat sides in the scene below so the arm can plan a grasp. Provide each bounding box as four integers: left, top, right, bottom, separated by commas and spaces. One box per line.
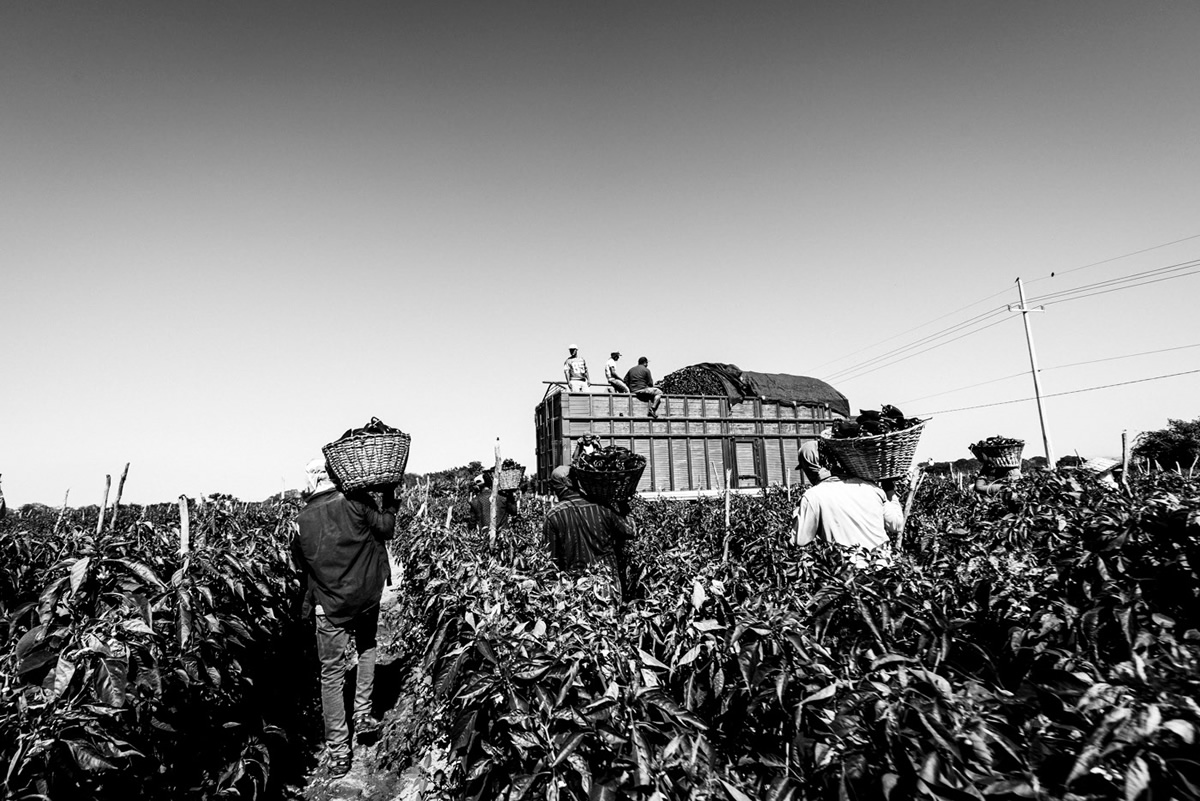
534, 367, 849, 497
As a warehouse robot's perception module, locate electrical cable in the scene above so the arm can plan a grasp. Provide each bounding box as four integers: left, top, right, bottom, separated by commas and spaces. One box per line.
1025, 258, 1200, 305
826, 307, 1008, 381
914, 368, 1200, 416
1038, 267, 1200, 308
1025, 232, 1200, 285
834, 314, 1013, 385
897, 342, 1200, 405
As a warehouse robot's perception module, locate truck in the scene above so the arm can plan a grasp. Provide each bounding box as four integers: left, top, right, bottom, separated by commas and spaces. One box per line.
534, 367, 849, 496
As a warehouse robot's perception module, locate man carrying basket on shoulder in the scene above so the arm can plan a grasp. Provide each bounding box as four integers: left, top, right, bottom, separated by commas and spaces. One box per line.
292, 458, 399, 778
791, 441, 904, 561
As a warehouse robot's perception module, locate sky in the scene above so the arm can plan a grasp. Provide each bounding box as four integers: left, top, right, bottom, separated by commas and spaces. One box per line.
3, 2, 1199, 505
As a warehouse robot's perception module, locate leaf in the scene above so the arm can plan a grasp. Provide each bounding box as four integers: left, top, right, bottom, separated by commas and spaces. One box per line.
121, 618, 154, 636
677, 645, 702, 667
108, 558, 166, 590
693, 619, 725, 633
63, 740, 117, 773
637, 648, 669, 671
691, 580, 708, 610
1162, 719, 1196, 744
870, 654, 916, 672
1124, 756, 1149, 801
550, 732, 587, 767
52, 654, 77, 700
800, 681, 838, 706
720, 779, 755, 801
70, 556, 92, 596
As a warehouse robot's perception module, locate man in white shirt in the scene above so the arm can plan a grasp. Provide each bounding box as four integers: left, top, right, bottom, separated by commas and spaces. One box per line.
604, 352, 629, 393
563, 344, 589, 393
792, 441, 903, 551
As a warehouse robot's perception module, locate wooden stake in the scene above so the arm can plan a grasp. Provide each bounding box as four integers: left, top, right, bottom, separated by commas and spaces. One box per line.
109, 462, 130, 532
489, 439, 501, 550
1121, 432, 1130, 489
178, 496, 190, 554
54, 489, 70, 534
898, 470, 926, 550
722, 468, 732, 562
97, 474, 111, 536
444, 503, 453, 531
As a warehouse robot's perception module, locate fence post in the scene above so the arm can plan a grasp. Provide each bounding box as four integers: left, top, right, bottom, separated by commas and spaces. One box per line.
97, 475, 111, 536
179, 496, 190, 554
489, 439, 501, 551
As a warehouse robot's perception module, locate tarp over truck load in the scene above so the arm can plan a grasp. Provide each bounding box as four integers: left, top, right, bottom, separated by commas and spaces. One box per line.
673, 363, 850, 418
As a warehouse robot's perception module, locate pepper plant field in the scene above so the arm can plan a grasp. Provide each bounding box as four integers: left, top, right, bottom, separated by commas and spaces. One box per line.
3, 472, 1200, 801
384, 472, 1200, 801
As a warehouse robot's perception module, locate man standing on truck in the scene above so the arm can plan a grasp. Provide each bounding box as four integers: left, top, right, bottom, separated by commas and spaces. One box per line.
292, 458, 399, 778
624, 356, 664, 419
543, 465, 631, 602
791, 441, 903, 559
564, 344, 589, 392
604, 351, 629, 393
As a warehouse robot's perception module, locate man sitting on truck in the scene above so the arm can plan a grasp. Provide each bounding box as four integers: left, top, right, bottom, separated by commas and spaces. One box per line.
543, 465, 631, 602
604, 352, 629, 394
791, 441, 903, 558
623, 356, 664, 419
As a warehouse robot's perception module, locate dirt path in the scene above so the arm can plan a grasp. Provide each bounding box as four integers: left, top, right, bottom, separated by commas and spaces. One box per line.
296, 552, 434, 801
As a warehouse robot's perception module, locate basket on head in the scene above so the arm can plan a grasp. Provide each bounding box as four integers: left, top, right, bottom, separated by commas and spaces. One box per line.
970, 440, 1025, 468
820, 421, 927, 482
572, 459, 646, 504
497, 466, 525, 490
322, 419, 411, 492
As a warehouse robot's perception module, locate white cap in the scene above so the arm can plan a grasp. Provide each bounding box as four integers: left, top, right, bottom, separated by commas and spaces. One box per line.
568, 343, 578, 350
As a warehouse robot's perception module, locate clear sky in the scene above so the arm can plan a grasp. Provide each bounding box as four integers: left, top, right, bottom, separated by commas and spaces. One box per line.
3, 2, 1199, 505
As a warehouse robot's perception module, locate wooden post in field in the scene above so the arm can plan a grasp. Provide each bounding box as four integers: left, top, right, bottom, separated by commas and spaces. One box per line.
97, 474, 111, 536
1121, 431, 1130, 488
444, 502, 453, 531
108, 462, 130, 532
178, 496, 190, 554
489, 439, 501, 551
722, 469, 732, 562
899, 470, 926, 550
784, 469, 791, 504
54, 489, 70, 534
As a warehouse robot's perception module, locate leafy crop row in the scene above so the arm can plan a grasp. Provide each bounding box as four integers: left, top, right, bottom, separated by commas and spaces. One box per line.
383, 472, 1200, 801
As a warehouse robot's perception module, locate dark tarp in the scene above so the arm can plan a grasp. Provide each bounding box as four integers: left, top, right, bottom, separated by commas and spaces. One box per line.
741, 371, 850, 418
685, 363, 849, 418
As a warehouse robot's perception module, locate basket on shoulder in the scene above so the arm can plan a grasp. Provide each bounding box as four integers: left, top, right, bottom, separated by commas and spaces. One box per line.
820, 404, 928, 482
571, 444, 646, 504
322, 417, 411, 492
485, 460, 526, 491
969, 436, 1025, 469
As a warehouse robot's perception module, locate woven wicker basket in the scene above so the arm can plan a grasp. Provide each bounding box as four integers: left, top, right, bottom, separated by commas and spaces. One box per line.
322, 428, 411, 492
497, 466, 525, 490
821, 421, 927, 482
970, 440, 1024, 468
572, 460, 646, 504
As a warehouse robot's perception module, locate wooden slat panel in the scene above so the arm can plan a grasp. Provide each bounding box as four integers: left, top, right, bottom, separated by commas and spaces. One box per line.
729, 402, 756, 419
591, 395, 613, 417
735, 441, 759, 486
730, 422, 756, 435
708, 440, 727, 487
706, 422, 722, 435
687, 421, 705, 434
671, 439, 689, 492
568, 395, 591, 416
633, 420, 652, 435
689, 439, 710, 489
633, 439, 653, 491
765, 439, 784, 486
651, 439, 671, 492
763, 422, 780, 434
705, 399, 722, 418
781, 422, 797, 435
613, 420, 632, 435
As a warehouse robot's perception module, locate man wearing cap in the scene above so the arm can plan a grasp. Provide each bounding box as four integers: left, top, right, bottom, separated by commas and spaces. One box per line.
543, 465, 631, 602
563, 345, 590, 393
791, 440, 903, 554
604, 352, 629, 394
292, 458, 400, 777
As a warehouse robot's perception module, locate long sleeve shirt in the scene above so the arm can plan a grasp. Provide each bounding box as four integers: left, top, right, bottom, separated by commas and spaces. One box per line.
543, 491, 631, 572
469, 490, 518, 531
293, 488, 396, 625
793, 477, 903, 551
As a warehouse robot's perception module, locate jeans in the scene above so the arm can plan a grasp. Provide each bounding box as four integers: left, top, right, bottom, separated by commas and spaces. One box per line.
607, 378, 630, 393
316, 605, 379, 757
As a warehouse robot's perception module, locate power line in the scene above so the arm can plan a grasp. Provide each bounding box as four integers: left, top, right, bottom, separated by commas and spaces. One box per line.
914, 368, 1200, 416
1025, 232, 1200, 285
826, 306, 1008, 381
1026, 257, 1200, 305
899, 342, 1200, 405
834, 314, 1013, 385
812, 288, 1013, 371
1038, 267, 1200, 308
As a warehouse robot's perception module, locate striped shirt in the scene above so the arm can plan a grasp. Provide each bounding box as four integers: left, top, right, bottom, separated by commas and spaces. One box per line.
543, 492, 630, 572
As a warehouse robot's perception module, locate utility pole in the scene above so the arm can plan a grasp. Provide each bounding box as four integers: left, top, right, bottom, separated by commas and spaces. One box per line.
1010, 278, 1056, 469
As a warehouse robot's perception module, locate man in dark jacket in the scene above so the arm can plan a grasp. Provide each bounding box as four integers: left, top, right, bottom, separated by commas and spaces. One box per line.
543, 466, 631, 602
468, 473, 518, 533
293, 458, 398, 776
